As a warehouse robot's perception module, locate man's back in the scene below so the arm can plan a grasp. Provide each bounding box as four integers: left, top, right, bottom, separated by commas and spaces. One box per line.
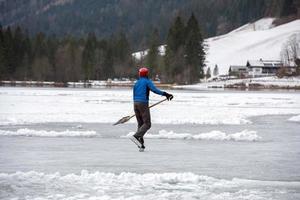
133, 77, 164, 103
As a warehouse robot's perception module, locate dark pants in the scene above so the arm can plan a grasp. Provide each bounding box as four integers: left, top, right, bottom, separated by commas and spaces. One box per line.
133, 102, 151, 143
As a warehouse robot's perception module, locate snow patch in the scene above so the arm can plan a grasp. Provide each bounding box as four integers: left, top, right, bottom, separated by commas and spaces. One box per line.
288, 115, 300, 122
0, 128, 97, 137
229, 18, 275, 34
0, 170, 299, 200
123, 129, 261, 142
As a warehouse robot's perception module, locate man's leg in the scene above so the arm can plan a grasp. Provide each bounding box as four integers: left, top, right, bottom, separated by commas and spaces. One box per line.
134, 103, 143, 130
134, 102, 151, 139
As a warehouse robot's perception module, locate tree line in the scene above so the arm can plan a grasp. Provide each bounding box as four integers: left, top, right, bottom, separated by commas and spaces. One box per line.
0, 14, 205, 84
0, 26, 135, 82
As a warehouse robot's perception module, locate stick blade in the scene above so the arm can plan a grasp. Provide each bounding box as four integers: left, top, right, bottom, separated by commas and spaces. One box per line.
113, 116, 131, 125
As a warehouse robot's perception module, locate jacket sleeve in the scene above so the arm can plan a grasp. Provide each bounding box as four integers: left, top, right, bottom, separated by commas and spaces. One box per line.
147, 80, 164, 95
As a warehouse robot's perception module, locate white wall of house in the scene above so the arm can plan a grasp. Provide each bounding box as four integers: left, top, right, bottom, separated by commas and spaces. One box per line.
249, 67, 263, 77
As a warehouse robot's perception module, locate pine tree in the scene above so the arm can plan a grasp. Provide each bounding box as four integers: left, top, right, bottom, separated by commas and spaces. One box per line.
103, 39, 114, 79
213, 64, 219, 76
3, 27, 14, 79
184, 13, 205, 83
0, 25, 4, 79
112, 32, 131, 78
13, 27, 27, 74
164, 16, 186, 83
31, 32, 52, 81
146, 28, 160, 79
23, 34, 33, 80
206, 67, 211, 79
281, 0, 297, 17
82, 32, 97, 81
46, 35, 59, 81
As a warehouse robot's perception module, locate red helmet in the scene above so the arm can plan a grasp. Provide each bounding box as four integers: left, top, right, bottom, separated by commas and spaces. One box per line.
139, 67, 149, 77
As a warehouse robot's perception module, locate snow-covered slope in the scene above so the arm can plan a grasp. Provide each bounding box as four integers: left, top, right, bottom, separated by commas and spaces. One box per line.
207, 18, 300, 75
132, 18, 300, 75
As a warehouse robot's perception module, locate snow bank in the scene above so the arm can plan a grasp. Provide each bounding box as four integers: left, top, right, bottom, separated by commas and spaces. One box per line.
176, 76, 300, 90
0, 128, 97, 137
1, 170, 299, 200
123, 129, 261, 142
289, 115, 300, 122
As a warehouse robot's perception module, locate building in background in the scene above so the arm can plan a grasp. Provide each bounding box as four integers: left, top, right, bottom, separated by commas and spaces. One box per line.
228, 59, 296, 78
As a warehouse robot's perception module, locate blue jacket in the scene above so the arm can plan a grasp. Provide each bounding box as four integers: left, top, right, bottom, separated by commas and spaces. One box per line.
133, 77, 164, 103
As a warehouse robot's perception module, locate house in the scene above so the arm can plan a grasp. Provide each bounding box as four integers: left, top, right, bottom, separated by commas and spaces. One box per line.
228, 59, 296, 78
246, 59, 296, 77
246, 59, 282, 77
229, 65, 248, 78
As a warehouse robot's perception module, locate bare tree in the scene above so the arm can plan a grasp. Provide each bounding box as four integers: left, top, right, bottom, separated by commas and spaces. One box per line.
280, 33, 300, 67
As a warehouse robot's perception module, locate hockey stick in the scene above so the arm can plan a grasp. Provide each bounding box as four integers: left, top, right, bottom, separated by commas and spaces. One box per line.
113, 98, 168, 125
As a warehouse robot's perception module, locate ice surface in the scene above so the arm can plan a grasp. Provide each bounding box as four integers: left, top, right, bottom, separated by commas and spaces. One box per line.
0, 128, 97, 137
0, 86, 300, 200
1, 170, 299, 200
123, 129, 261, 141
1, 87, 300, 126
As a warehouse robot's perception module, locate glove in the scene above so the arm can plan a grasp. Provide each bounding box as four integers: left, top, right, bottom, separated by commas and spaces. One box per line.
163, 92, 173, 101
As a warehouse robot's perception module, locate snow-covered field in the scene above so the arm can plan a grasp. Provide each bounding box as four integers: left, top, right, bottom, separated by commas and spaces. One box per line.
1, 87, 300, 200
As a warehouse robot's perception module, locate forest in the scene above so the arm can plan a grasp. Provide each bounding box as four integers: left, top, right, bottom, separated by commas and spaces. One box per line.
0, 14, 205, 84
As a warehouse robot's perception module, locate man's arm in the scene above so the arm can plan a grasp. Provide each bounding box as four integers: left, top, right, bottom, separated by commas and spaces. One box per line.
147, 80, 164, 95
147, 80, 173, 100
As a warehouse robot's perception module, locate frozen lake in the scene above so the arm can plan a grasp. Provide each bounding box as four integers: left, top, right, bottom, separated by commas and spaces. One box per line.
0, 87, 300, 200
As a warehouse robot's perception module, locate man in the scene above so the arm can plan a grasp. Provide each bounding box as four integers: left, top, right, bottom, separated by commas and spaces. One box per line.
131, 67, 173, 151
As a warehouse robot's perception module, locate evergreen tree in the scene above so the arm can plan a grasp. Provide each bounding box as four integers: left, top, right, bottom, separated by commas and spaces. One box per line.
164, 16, 186, 83
14, 28, 32, 80
281, 0, 298, 17
115, 32, 130, 62
206, 67, 211, 79
213, 64, 219, 76
184, 13, 205, 83
32, 32, 52, 81
23, 34, 33, 80
103, 40, 114, 79
12, 27, 26, 78
113, 32, 131, 78
46, 35, 59, 80
82, 32, 97, 80
3, 27, 14, 79
146, 28, 160, 78
0, 25, 4, 79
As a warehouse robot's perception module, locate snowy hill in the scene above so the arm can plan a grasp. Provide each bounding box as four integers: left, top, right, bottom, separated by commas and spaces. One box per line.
207, 18, 300, 75
133, 18, 300, 75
